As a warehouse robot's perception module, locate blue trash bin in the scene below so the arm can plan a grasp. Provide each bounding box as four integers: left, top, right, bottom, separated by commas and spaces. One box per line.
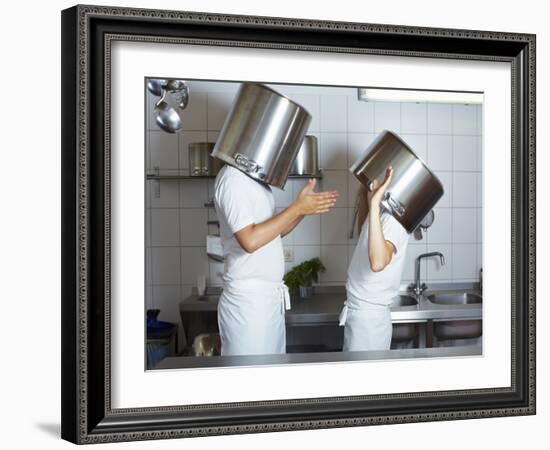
146, 309, 177, 369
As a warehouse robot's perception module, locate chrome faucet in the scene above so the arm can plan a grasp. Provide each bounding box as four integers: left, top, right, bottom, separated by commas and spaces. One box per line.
408, 252, 445, 295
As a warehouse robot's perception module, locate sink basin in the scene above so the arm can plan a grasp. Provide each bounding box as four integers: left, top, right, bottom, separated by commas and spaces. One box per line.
426, 292, 482, 341
433, 320, 482, 341
390, 294, 418, 307
390, 295, 419, 343
392, 322, 417, 342
427, 292, 481, 305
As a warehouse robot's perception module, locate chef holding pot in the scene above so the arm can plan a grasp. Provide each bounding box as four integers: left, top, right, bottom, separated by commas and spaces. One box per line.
340, 130, 444, 351
340, 166, 410, 351
212, 83, 338, 356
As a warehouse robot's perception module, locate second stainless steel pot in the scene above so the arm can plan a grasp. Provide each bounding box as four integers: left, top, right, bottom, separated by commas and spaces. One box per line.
350, 130, 444, 233
188, 142, 224, 176
290, 135, 320, 176
211, 83, 312, 189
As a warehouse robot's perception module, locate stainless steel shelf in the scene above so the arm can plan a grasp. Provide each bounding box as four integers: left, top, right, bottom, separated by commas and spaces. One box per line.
146, 174, 214, 180
287, 173, 323, 179
146, 169, 323, 200
146, 172, 323, 181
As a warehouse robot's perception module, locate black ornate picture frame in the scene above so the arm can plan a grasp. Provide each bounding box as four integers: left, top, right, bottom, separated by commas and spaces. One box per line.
61, 4, 536, 444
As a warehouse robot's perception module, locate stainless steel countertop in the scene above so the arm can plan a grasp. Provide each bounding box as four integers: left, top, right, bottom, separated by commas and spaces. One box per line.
179, 283, 482, 325
154, 344, 482, 370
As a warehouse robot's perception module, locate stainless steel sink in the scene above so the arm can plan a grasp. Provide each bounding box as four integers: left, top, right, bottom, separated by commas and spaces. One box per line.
427, 292, 481, 305
390, 294, 418, 307
392, 323, 417, 342
391, 295, 419, 343
426, 292, 482, 340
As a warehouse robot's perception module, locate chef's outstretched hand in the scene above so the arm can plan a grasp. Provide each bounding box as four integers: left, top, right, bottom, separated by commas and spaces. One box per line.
368, 166, 393, 209
293, 179, 338, 215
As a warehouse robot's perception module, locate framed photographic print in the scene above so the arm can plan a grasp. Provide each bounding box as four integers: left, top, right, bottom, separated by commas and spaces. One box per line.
61, 4, 536, 444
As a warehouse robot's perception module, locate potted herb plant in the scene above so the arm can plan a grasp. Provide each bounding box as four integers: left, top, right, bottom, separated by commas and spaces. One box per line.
283, 258, 326, 299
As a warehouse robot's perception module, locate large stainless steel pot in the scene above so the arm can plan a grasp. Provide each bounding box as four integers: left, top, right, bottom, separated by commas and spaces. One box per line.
188, 142, 224, 176
350, 130, 444, 233
290, 135, 320, 176
211, 83, 311, 189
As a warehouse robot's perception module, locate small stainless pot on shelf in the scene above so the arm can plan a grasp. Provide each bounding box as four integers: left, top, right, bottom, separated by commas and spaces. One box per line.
188, 142, 224, 176
290, 135, 320, 177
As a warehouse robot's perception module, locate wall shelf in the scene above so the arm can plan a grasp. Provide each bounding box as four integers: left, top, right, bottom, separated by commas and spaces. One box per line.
146, 167, 323, 198
146, 173, 215, 180
146, 171, 323, 181
288, 173, 323, 179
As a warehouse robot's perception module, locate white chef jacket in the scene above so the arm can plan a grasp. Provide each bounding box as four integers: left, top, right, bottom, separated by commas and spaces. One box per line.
346, 210, 409, 305
340, 210, 409, 351
213, 166, 290, 356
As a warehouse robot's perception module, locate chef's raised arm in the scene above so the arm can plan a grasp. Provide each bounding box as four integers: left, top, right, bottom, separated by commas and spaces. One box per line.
366, 167, 396, 272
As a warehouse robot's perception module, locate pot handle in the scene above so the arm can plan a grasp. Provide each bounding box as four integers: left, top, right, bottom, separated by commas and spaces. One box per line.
234, 153, 262, 174
384, 192, 406, 217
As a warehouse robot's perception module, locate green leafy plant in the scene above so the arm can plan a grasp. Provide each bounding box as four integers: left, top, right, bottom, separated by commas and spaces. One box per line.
283, 258, 326, 290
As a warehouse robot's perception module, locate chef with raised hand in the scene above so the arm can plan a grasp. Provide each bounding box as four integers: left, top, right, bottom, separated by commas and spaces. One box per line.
339, 166, 410, 351
214, 168, 338, 356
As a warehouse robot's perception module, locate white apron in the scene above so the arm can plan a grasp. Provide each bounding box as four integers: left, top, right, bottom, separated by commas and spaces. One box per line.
218, 279, 291, 356
338, 292, 392, 352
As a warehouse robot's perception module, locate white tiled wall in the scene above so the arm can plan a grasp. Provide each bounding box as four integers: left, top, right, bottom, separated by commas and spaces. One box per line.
145, 80, 483, 316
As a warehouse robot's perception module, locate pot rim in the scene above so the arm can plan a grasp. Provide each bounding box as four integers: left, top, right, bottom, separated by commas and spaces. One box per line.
350, 129, 444, 193
244, 82, 312, 118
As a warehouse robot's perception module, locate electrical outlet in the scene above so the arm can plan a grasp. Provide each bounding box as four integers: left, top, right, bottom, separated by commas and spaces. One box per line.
283, 247, 294, 262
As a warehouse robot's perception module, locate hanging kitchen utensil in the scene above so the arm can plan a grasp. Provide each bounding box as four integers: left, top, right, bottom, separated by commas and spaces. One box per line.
149, 79, 189, 133
165, 79, 185, 92
147, 78, 165, 96
211, 83, 311, 189
178, 89, 189, 110
350, 130, 444, 233
153, 87, 183, 133
413, 226, 423, 241
165, 79, 189, 109
413, 209, 435, 240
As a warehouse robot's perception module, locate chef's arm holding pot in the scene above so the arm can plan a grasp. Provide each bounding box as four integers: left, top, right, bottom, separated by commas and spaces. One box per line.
357, 166, 396, 272
235, 179, 338, 253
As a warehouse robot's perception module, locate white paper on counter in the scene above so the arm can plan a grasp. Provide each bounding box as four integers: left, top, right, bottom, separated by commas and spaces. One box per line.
206, 234, 224, 259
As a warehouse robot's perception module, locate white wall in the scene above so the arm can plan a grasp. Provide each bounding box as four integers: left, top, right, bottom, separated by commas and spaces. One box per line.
146, 81, 482, 312
3, 0, 547, 449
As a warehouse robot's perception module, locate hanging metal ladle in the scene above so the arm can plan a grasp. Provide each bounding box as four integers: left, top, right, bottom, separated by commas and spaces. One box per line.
154, 88, 183, 133
148, 79, 189, 133
147, 79, 166, 96
165, 79, 189, 109
413, 209, 435, 240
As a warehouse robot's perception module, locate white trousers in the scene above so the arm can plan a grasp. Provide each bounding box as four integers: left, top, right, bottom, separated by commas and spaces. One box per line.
218, 280, 291, 356
339, 294, 392, 352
